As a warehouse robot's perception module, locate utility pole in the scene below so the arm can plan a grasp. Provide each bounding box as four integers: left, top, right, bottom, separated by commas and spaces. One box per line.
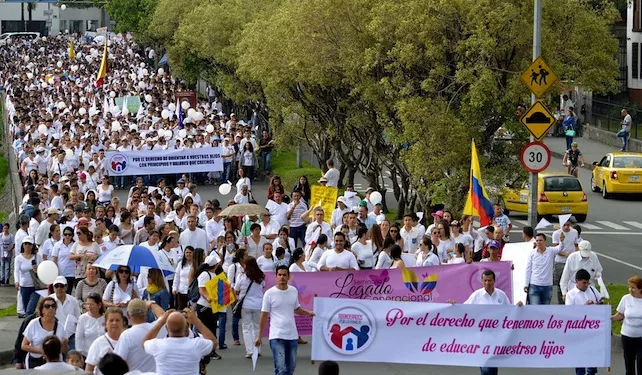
528, 0, 542, 227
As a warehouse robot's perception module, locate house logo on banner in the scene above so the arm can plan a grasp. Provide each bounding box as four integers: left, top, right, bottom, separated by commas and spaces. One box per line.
324, 305, 376, 355
401, 269, 438, 295
109, 153, 128, 174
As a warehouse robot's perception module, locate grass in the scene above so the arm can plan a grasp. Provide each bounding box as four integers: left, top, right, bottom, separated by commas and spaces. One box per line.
0, 304, 17, 318
604, 284, 629, 335
270, 149, 323, 191
0, 155, 8, 194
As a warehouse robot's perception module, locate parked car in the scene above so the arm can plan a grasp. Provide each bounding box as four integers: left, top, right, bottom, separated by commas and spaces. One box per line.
0, 32, 41, 46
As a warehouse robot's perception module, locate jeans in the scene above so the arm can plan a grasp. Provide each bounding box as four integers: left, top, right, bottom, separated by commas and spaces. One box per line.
261, 151, 272, 172
269, 339, 298, 375
565, 135, 574, 151
242, 308, 261, 355
20, 286, 40, 315
618, 129, 630, 151
575, 367, 597, 375
528, 284, 552, 305
480, 367, 498, 375
622, 334, 642, 375
218, 311, 237, 346
289, 225, 307, 248
223, 162, 232, 183
1, 256, 11, 283
553, 262, 565, 304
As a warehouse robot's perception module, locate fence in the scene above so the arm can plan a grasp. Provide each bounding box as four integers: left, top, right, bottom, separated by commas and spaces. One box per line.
591, 97, 641, 139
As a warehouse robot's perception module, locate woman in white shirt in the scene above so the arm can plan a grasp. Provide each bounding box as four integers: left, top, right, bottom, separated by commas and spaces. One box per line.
40, 224, 61, 261
448, 243, 467, 264
306, 234, 328, 271
15, 235, 42, 315
375, 238, 395, 270
85, 308, 127, 374
236, 167, 252, 192
102, 266, 137, 313
75, 293, 106, 356
196, 252, 222, 360
234, 256, 265, 358
351, 226, 375, 269
227, 248, 247, 347
172, 246, 193, 310
22, 297, 69, 369
436, 221, 455, 263
612, 275, 642, 375
239, 142, 256, 187
96, 176, 114, 206
272, 227, 296, 260
416, 236, 440, 267
289, 248, 311, 273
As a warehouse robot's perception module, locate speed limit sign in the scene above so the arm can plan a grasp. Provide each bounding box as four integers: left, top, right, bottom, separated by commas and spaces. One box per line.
520, 142, 551, 173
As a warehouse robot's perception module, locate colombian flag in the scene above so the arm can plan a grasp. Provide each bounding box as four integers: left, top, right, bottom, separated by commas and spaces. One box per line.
204, 272, 236, 313
68, 39, 76, 60
463, 140, 494, 226
95, 39, 108, 88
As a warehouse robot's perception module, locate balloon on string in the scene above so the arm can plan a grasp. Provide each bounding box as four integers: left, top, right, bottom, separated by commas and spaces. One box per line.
218, 183, 232, 196
138, 81, 146, 90
369, 191, 383, 205
206, 124, 214, 133
57, 102, 66, 110
157, 129, 165, 138
168, 103, 176, 112
78, 108, 86, 116
37, 261, 59, 284
140, 62, 146, 67
181, 101, 190, 110
142, 68, 149, 76
158, 68, 165, 76
39, 47, 45, 53
129, 73, 137, 81
164, 132, 172, 140
178, 129, 187, 138
26, 72, 33, 79
161, 110, 170, 119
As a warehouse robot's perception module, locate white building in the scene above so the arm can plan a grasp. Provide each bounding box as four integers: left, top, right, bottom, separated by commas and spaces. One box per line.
0, 2, 108, 36
628, 0, 642, 102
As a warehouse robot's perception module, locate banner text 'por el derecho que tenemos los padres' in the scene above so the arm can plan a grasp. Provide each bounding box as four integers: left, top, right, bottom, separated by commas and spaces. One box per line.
105, 146, 223, 176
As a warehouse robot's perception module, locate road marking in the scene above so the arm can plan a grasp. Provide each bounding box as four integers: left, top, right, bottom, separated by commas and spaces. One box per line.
623, 221, 642, 229
595, 221, 628, 230
579, 223, 601, 230
514, 220, 530, 227
536, 230, 642, 236
593, 251, 642, 271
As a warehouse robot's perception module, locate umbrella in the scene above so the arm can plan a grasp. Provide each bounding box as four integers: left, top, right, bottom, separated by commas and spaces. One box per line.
219, 203, 268, 217
93, 245, 175, 275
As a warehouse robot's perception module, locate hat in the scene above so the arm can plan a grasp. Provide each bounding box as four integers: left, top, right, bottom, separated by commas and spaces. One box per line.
337, 196, 346, 204
64, 208, 73, 215
78, 217, 90, 224
450, 220, 460, 227
53, 276, 68, 285
205, 253, 221, 266
127, 298, 148, 316
60, 176, 70, 182
432, 210, 444, 218
366, 187, 375, 193
47, 207, 61, 215
22, 235, 35, 245
35, 147, 45, 153
79, 172, 87, 179
318, 176, 328, 183
177, 178, 185, 184
578, 240, 591, 257
488, 240, 500, 249
359, 200, 368, 207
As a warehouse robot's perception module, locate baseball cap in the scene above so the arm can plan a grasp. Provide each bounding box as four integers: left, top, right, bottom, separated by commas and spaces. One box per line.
47, 207, 61, 215
22, 236, 35, 245
53, 276, 68, 285
205, 252, 221, 266
488, 240, 500, 249
177, 178, 185, 184
127, 298, 148, 316
578, 240, 591, 257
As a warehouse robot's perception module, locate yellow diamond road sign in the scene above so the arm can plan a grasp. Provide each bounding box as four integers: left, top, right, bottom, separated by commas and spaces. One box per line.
520, 56, 558, 98
520, 101, 556, 140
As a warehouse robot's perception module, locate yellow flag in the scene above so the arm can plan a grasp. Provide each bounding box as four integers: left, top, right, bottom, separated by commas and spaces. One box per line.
69, 39, 76, 59
204, 272, 236, 313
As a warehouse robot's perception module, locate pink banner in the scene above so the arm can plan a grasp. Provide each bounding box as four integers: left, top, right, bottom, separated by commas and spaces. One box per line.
263, 262, 513, 336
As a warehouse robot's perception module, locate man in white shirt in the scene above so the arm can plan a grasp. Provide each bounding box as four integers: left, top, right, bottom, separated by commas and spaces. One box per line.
266, 192, 289, 228
206, 210, 225, 249
260, 213, 280, 240
114, 298, 166, 372
318, 232, 358, 271
618, 108, 632, 151
560, 240, 603, 301
50, 276, 80, 338
525, 233, 566, 305
35, 207, 59, 247
179, 216, 208, 251
143, 308, 216, 375
304, 208, 333, 248
552, 220, 579, 304
400, 214, 421, 253
323, 160, 340, 188
255, 265, 315, 375
234, 184, 250, 204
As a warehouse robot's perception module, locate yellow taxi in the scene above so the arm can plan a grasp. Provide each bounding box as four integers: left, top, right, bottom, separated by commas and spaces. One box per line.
590, 152, 642, 198
499, 172, 588, 222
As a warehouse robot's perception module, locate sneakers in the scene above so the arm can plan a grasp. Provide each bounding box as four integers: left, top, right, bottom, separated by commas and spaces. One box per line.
211, 352, 222, 360
234, 340, 241, 346
245, 354, 252, 359
219, 344, 228, 350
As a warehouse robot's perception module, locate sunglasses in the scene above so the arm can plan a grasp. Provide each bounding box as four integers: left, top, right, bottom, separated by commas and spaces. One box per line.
64, 233, 73, 237
118, 269, 130, 274
54, 284, 66, 288
389, 230, 398, 233
43, 304, 57, 309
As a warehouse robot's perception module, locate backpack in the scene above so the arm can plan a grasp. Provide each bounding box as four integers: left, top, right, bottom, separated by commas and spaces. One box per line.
188, 270, 211, 303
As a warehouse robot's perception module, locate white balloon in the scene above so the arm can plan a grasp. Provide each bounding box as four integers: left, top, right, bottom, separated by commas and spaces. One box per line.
57, 61, 63, 68
57, 101, 66, 109
71, 65, 78, 72
41, 82, 48, 88
184, 117, 192, 124
206, 124, 215, 133
78, 108, 87, 116
218, 183, 232, 196
39, 47, 45, 53
26, 72, 33, 79
37, 261, 59, 285
140, 62, 146, 68
41, 37, 47, 42
138, 81, 146, 89
178, 129, 187, 138
187, 108, 196, 118
164, 132, 173, 140
157, 129, 165, 137
142, 68, 149, 76
129, 73, 137, 81
193, 112, 204, 122
158, 68, 165, 76
145, 94, 153, 103
38, 124, 48, 135
168, 103, 176, 112
109, 91, 116, 98
181, 101, 190, 110
161, 110, 170, 119
60, 4, 67, 10
130, 124, 138, 131
369, 191, 383, 205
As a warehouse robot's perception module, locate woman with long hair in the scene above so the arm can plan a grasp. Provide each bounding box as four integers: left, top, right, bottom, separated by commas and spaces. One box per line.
272, 227, 295, 259
369, 223, 385, 257
375, 237, 395, 269
416, 236, 440, 267
142, 268, 170, 321
225, 248, 246, 347
386, 223, 405, 249
40, 224, 61, 261
15, 236, 41, 315
173, 246, 193, 310
85, 190, 98, 215
75, 262, 107, 308
389, 244, 405, 269
97, 176, 115, 206
351, 226, 375, 270
102, 265, 137, 312
69, 226, 100, 289
240, 141, 257, 182
117, 210, 135, 245
379, 219, 391, 239
75, 293, 105, 356
267, 175, 286, 201
436, 219, 455, 263
21, 297, 68, 369
52, 227, 75, 292
306, 233, 328, 271
85, 308, 127, 373
292, 176, 310, 203
289, 248, 310, 272
234, 256, 265, 358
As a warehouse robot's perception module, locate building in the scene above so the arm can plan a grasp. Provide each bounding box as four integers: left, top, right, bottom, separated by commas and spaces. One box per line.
628, 0, 642, 103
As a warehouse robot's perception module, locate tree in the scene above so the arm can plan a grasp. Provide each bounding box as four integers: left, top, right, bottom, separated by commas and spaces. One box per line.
105, 0, 159, 44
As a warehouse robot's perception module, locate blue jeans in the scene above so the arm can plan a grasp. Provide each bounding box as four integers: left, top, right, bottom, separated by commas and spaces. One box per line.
20, 286, 40, 315
1, 256, 11, 282
480, 367, 498, 375
261, 151, 272, 172
617, 129, 630, 150
289, 225, 306, 248
218, 311, 240, 345
269, 339, 298, 375
528, 284, 552, 305
223, 162, 232, 183
575, 368, 597, 375
565, 135, 574, 151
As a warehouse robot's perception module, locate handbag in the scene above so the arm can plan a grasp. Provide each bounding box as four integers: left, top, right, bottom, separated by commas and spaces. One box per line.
29, 269, 48, 290
565, 129, 576, 137
232, 280, 254, 319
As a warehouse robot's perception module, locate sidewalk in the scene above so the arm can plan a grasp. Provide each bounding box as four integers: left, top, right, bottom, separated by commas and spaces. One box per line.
543, 135, 620, 170
0, 287, 19, 367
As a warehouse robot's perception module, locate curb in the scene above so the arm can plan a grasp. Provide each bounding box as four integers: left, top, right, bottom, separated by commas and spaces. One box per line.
0, 349, 13, 367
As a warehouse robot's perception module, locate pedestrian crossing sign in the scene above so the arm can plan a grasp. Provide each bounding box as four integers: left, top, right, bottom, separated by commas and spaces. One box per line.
520, 56, 558, 98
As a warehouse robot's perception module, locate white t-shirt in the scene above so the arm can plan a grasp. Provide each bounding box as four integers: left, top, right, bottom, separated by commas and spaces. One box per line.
318, 249, 359, 270
197, 270, 215, 307
144, 336, 213, 375
24, 317, 67, 364
34, 362, 79, 371
102, 280, 135, 306
565, 286, 603, 306
351, 241, 375, 268
114, 322, 167, 373
324, 168, 340, 187
97, 184, 114, 203
86, 333, 119, 375
261, 286, 300, 340
552, 229, 579, 263
257, 255, 276, 273
234, 274, 265, 310
617, 294, 642, 337
75, 313, 105, 355
375, 251, 392, 269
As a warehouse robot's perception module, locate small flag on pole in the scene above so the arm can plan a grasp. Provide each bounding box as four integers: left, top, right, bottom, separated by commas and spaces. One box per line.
95, 39, 108, 88
68, 39, 76, 59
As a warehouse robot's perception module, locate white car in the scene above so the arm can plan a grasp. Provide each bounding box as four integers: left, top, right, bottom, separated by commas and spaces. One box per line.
0, 32, 41, 46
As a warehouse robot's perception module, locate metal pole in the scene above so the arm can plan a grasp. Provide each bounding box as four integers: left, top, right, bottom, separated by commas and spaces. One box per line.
528, 0, 542, 227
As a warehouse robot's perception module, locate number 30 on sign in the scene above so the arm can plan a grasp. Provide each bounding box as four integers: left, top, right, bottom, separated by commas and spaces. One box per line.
520, 142, 551, 173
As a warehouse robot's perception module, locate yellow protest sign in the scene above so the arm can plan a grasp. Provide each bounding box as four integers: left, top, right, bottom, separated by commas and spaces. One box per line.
310, 186, 338, 224
204, 272, 236, 313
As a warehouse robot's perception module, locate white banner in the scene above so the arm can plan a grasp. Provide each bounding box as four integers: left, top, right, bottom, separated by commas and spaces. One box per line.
105, 147, 223, 176
312, 297, 611, 368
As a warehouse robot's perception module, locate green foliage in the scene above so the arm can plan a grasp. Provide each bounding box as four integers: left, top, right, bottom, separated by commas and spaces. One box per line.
105, 0, 158, 44
270, 150, 323, 192
0, 304, 17, 318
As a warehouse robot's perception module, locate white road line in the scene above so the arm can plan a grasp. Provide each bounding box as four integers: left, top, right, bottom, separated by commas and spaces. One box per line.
623, 221, 642, 229
593, 251, 642, 271
595, 221, 629, 230
579, 223, 601, 230
514, 220, 530, 226
537, 230, 642, 236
